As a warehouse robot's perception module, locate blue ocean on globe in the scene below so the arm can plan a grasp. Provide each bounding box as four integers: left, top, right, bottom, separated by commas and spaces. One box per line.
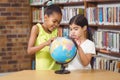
50, 37, 77, 63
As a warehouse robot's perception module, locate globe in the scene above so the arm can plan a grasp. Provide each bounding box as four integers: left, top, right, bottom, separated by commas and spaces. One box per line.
50, 37, 77, 63
50, 37, 77, 74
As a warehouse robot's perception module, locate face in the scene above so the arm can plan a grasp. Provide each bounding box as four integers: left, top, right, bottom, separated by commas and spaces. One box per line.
69, 23, 85, 39
44, 12, 62, 32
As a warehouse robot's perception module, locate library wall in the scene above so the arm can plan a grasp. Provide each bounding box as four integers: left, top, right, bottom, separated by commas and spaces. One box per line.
30, 0, 120, 72
0, 0, 31, 72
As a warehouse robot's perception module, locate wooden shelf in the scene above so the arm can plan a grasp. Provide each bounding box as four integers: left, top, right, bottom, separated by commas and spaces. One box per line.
89, 24, 120, 30
30, 0, 120, 6
60, 24, 120, 30
30, 1, 84, 7
60, 23, 69, 27
86, 0, 120, 4
96, 48, 120, 58
55, 2, 84, 6
30, 4, 43, 7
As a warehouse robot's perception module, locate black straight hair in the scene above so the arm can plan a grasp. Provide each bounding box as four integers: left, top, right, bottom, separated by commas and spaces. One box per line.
44, 4, 62, 16
69, 14, 93, 41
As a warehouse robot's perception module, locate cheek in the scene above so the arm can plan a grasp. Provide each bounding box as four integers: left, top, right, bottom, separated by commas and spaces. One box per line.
69, 30, 77, 35
47, 21, 53, 28
75, 31, 81, 37
45, 20, 51, 26
48, 20, 53, 25
74, 30, 79, 34
76, 31, 81, 35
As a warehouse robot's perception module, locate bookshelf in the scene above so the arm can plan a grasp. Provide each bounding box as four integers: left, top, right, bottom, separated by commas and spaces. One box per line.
29, 0, 120, 71
85, 0, 120, 57
86, 0, 120, 72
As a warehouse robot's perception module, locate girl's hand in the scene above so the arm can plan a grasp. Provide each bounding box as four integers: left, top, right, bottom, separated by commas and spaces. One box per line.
74, 38, 81, 47
45, 37, 56, 46
69, 34, 81, 47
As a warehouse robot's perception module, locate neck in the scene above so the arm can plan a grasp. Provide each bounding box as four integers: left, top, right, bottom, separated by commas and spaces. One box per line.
42, 24, 51, 33
80, 37, 87, 43
79, 33, 87, 44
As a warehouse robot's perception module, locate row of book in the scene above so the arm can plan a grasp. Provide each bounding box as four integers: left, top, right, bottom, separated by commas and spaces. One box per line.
32, 6, 84, 23
86, 4, 120, 25
92, 54, 120, 73
30, 0, 47, 5
32, 3, 120, 26
32, 7, 44, 22
30, 0, 84, 5
61, 6, 84, 23
93, 30, 120, 53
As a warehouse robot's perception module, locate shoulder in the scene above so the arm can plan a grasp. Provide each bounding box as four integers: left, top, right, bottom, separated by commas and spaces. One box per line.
31, 24, 40, 36
36, 23, 42, 28
81, 39, 96, 54
81, 39, 95, 48
32, 23, 43, 32
85, 39, 95, 45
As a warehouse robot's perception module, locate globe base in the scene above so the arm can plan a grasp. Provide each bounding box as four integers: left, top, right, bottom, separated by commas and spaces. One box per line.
55, 70, 70, 74
55, 63, 70, 74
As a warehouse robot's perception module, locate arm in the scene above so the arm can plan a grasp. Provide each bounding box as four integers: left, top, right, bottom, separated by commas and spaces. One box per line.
74, 39, 92, 66
77, 46, 92, 66
27, 25, 55, 55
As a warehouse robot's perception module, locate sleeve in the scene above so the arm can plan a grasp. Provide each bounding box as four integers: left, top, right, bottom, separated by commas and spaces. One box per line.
81, 41, 96, 55
87, 42, 96, 54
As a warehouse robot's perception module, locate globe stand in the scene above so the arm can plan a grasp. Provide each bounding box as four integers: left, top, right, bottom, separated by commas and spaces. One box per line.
55, 63, 70, 74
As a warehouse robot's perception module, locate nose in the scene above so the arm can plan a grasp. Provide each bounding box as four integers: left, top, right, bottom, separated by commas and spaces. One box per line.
70, 31, 74, 36
70, 30, 75, 34
54, 22, 59, 28
55, 22, 59, 26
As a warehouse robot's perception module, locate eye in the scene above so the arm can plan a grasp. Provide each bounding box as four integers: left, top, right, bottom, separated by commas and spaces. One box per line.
53, 20, 60, 25
74, 28, 78, 30
70, 28, 72, 31
53, 21, 56, 23
75, 28, 78, 30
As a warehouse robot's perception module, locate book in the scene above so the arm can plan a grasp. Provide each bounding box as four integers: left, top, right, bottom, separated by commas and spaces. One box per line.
62, 27, 69, 38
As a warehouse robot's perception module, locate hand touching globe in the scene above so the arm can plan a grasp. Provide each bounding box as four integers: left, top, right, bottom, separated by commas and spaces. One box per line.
50, 37, 77, 74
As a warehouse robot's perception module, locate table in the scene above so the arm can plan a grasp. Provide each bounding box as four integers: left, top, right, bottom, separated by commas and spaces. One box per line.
0, 70, 120, 80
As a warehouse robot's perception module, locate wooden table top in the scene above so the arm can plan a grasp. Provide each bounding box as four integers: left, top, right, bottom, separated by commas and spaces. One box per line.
0, 69, 120, 80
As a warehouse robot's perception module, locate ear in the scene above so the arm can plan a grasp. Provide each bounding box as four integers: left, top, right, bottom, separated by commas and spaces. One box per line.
44, 14, 48, 21
83, 25, 87, 31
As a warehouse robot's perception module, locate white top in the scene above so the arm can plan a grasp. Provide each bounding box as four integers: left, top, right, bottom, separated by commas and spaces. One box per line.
67, 39, 96, 70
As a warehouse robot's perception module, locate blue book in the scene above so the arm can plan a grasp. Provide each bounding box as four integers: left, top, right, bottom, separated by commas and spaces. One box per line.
32, 60, 35, 70
98, 7, 103, 24
62, 27, 69, 38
